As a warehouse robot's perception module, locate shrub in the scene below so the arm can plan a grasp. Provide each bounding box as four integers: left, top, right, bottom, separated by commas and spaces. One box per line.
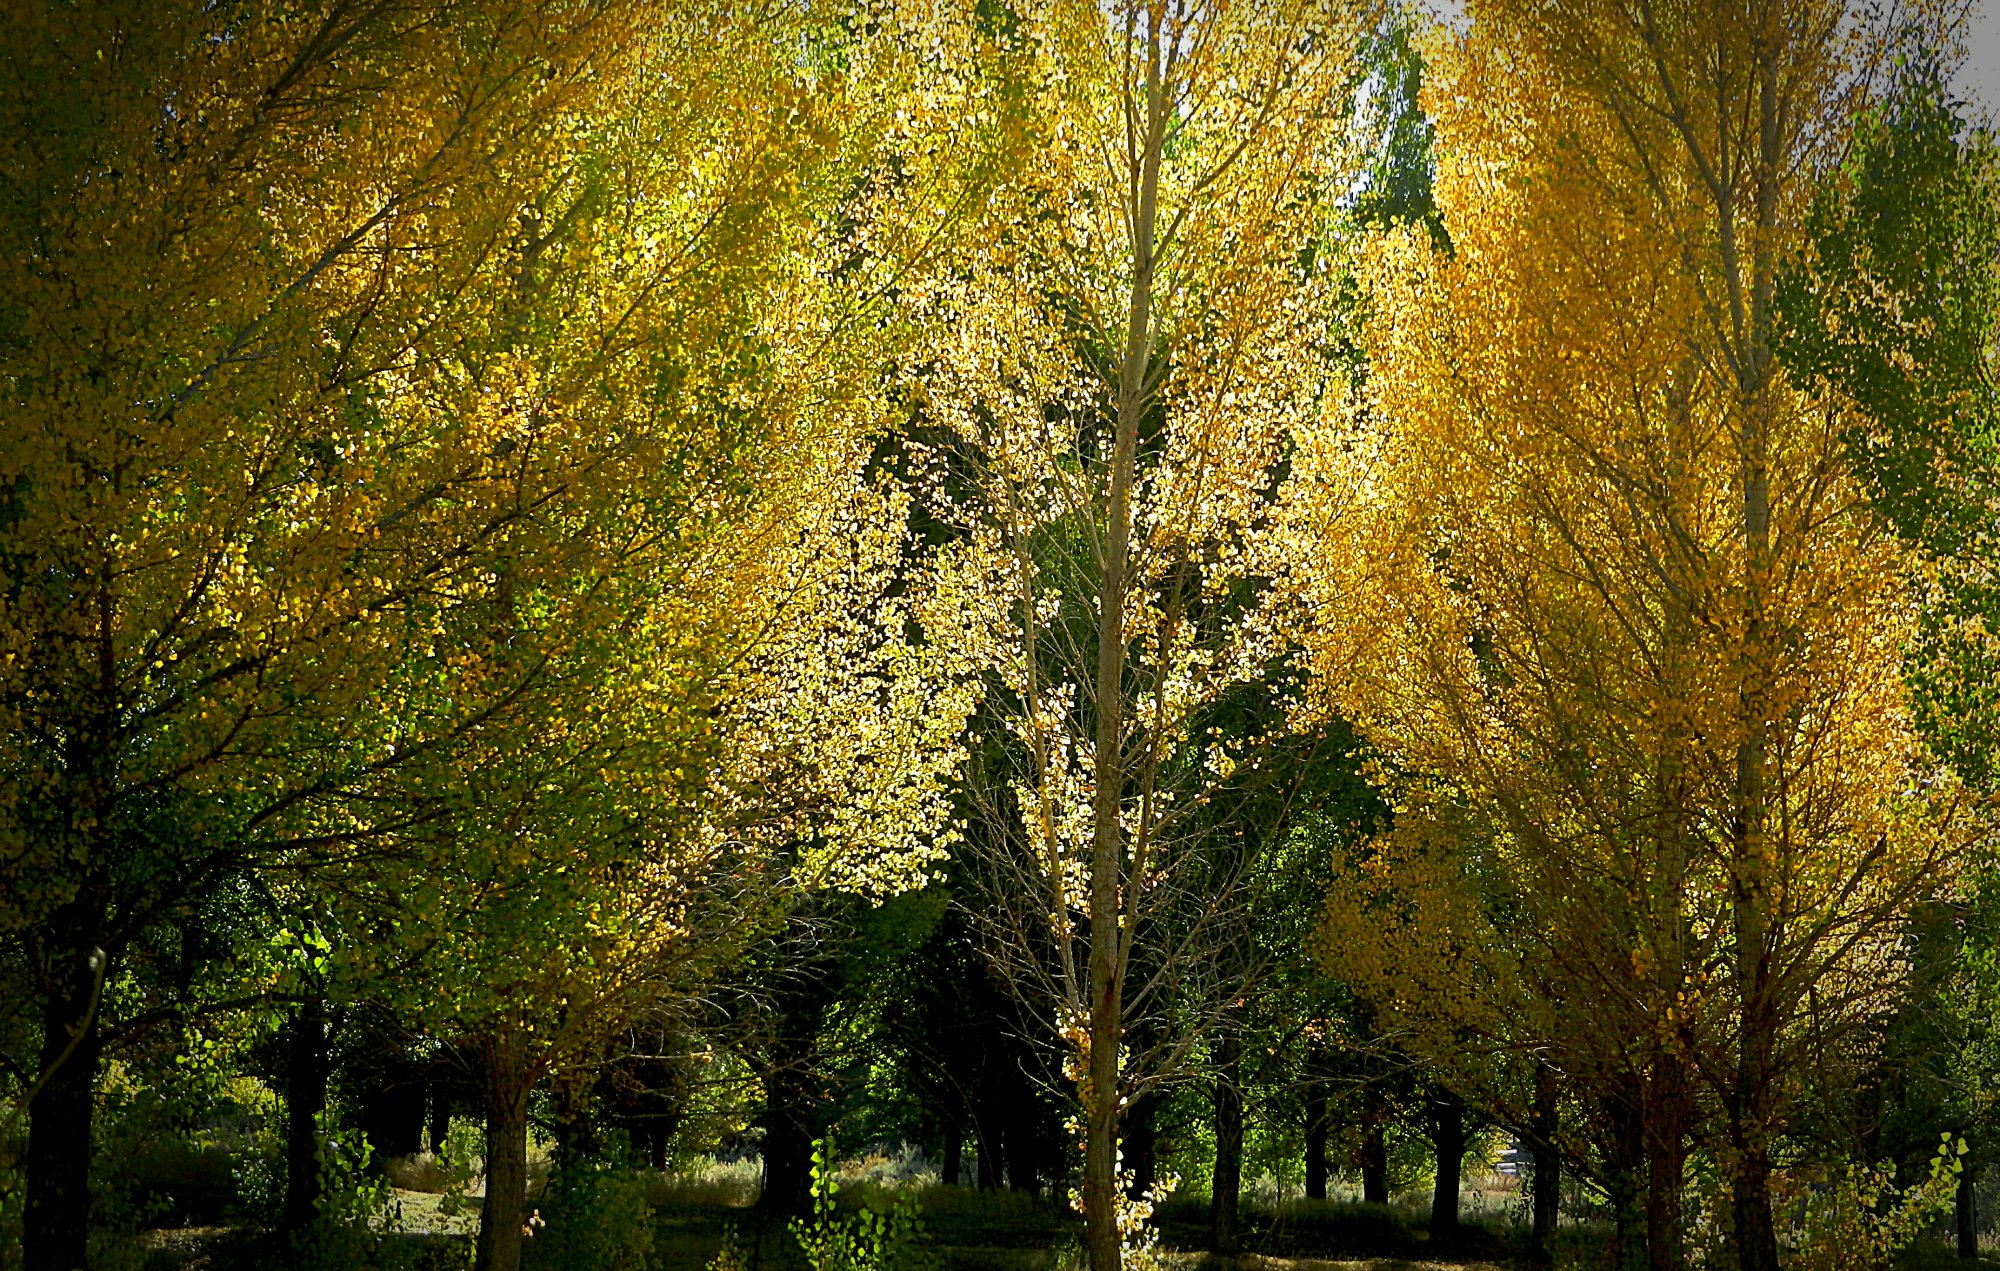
528, 1143, 658, 1271
793, 1141, 936, 1271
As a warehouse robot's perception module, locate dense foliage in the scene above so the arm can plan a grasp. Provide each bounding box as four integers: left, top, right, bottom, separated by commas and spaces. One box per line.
0, 3, 1995, 1271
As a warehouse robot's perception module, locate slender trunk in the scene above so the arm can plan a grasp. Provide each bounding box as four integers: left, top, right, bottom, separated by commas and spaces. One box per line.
1429, 1088, 1466, 1240
284, 996, 329, 1231
23, 912, 106, 1271
475, 1025, 533, 1271
1211, 1030, 1244, 1255
1304, 1080, 1329, 1202
1082, 28, 1165, 1271
1959, 1162, 1979, 1260
1530, 1062, 1560, 1266
1729, 37, 1784, 1271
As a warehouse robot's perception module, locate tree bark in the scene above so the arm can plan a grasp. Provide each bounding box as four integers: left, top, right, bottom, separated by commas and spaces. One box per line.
1607, 1094, 1648, 1271
760, 1058, 817, 1215
1360, 1099, 1389, 1206
1211, 1030, 1244, 1255
1429, 1087, 1466, 1240
284, 996, 329, 1232
1529, 1063, 1560, 1267
1303, 1081, 1329, 1202
1081, 23, 1164, 1271
1644, 1076, 1687, 1271
1727, 36, 1785, 1271
941, 1114, 963, 1187
475, 1025, 533, 1271
23, 913, 106, 1271
1959, 1162, 1979, 1260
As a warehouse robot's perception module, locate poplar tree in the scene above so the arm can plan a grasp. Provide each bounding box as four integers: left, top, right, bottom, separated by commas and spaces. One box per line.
1311, 4, 1969, 1268
904, 2, 1377, 1264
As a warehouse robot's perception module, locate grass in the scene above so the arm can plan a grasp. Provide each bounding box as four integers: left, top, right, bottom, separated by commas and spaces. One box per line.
114, 1148, 1565, 1271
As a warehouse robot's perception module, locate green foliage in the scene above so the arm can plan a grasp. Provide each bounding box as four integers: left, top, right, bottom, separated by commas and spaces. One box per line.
432, 1118, 484, 1226
528, 1142, 659, 1271
1349, 7, 1446, 248
291, 1127, 419, 1271
0, 1169, 16, 1271
1778, 1137, 1967, 1271
791, 1141, 936, 1271
1776, 53, 2000, 788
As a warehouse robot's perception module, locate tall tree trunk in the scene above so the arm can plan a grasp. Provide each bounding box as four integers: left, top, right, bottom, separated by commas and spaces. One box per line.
475, 1025, 533, 1271
1360, 1094, 1389, 1206
760, 1053, 818, 1216
1429, 1087, 1466, 1240
1727, 38, 1785, 1271
1607, 1094, 1648, 1271
23, 911, 106, 1271
1081, 26, 1164, 1271
1211, 1030, 1244, 1256
1303, 1080, 1329, 1202
1530, 1062, 1560, 1267
941, 1114, 963, 1187
1959, 1162, 1979, 1260
284, 996, 329, 1232
1645, 1074, 1687, 1271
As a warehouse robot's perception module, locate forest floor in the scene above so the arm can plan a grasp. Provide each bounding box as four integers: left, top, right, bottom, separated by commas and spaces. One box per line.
125, 1172, 1995, 1271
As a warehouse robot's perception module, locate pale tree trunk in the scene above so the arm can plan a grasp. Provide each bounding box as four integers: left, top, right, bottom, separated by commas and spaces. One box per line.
475, 1024, 534, 1271
1081, 25, 1166, 1271
1726, 34, 1784, 1271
